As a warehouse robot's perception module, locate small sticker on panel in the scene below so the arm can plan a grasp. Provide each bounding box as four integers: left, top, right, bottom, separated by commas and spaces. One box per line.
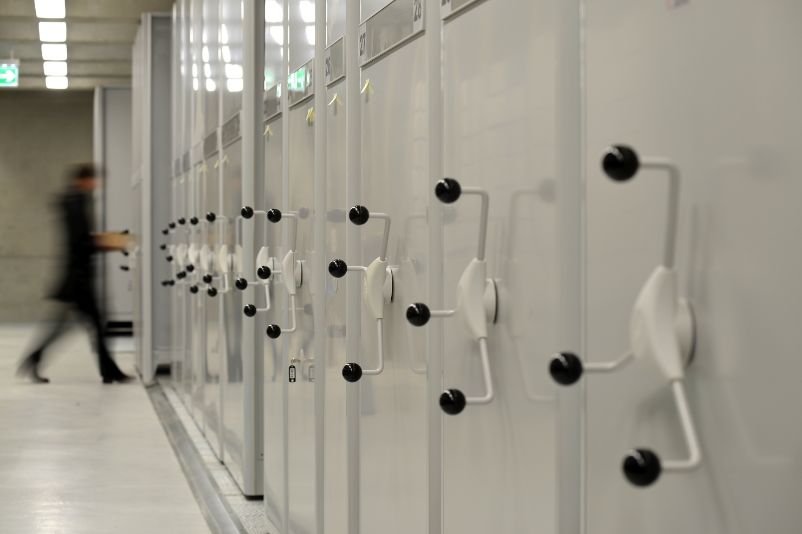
413, 0, 424, 33
358, 23, 368, 65
324, 50, 332, 85
666, 0, 689, 9
289, 364, 297, 383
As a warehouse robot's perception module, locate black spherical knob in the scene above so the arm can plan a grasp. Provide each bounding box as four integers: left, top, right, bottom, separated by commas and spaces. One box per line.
202, 274, 213, 284
167, 280, 175, 286
235, 278, 248, 290
257, 266, 271, 280
267, 209, 282, 223
439, 389, 467, 415
120, 265, 130, 271
176, 271, 187, 279
166, 255, 173, 262
186, 264, 195, 273
549, 352, 584, 386
328, 259, 348, 278
161, 280, 168, 287
602, 145, 640, 181
160, 244, 167, 250
178, 217, 186, 225
623, 449, 662, 487
121, 229, 130, 235
190, 216, 199, 225
207, 287, 218, 297
190, 285, 199, 294
266, 324, 281, 339
241, 206, 254, 219
162, 229, 169, 235
435, 178, 462, 204
206, 212, 216, 222
348, 205, 370, 225
169, 222, 176, 229
243, 304, 257, 317
342, 363, 363, 383
406, 303, 431, 327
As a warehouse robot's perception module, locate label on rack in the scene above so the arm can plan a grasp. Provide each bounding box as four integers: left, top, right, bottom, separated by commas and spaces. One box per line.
359, 0, 424, 66
288, 364, 297, 383
441, 0, 479, 19
324, 38, 345, 86
358, 23, 368, 65
413, 0, 424, 32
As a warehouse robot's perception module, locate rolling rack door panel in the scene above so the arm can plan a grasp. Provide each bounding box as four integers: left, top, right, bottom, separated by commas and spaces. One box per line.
582, 1, 802, 533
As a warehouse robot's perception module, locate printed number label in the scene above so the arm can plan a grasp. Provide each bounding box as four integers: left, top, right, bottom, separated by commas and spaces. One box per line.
413, 0, 424, 32
358, 25, 367, 64
324, 54, 332, 83
289, 364, 297, 383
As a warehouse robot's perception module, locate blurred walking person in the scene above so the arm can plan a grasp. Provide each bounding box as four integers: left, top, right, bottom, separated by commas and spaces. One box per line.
17, 164, 133, 384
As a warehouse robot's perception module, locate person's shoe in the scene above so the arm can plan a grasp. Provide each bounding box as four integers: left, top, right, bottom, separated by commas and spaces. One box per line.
102, 373, 135, 384
16, 358, 50, 384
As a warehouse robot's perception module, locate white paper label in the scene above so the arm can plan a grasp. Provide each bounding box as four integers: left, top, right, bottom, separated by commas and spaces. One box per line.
358, 23, 368, 65
324, 48, 332, 85
413, 0, 424, 32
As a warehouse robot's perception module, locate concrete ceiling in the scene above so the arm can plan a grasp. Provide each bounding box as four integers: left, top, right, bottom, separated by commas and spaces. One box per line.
0, 0, 174, 90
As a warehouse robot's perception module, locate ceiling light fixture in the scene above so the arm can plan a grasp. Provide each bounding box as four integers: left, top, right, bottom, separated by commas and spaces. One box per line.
38, 21, 67, 42
299, 0, 315, 23
45, 75, 68, 89
41, 43, 67, 61
226, 78, 243, 93
43, 61, 67, 76
265, 0, 282, 23
34, 0, 65, 19
269, 26, 283, 45
224, 63, 242, 79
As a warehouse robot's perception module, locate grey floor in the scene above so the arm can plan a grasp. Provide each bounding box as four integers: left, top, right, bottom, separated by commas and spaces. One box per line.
160, 382, 271, 534
0, 324, 211, 534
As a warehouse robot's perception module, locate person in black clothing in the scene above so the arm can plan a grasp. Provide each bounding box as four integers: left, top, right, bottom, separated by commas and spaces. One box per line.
17, 164, 133, 384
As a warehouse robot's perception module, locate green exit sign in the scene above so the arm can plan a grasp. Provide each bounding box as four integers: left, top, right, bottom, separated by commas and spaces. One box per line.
0, 61, 19, 88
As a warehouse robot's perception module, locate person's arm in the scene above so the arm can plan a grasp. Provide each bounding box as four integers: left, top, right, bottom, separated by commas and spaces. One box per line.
93, 232, 131, 252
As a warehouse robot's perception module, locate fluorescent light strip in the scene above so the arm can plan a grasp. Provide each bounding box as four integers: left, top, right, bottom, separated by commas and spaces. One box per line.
43, 61, 67, 76
299, 0, 315, 23
224, 63, 242, 79
45, 76, 68, 89
34, 0, 65, 19
41, 43, 67, 61
226, 78, 243, 93
39, 21, 66, 42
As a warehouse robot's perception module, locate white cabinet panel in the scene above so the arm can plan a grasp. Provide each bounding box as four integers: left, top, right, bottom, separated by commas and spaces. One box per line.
583, 1, 802, 533
439, 1, 560, 532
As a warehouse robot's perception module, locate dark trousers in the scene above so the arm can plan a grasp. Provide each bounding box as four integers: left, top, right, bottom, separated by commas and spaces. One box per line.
24, 294, 124, 379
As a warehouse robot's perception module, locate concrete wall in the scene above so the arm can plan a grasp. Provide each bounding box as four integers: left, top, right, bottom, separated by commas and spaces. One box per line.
0, 90, 94, 322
